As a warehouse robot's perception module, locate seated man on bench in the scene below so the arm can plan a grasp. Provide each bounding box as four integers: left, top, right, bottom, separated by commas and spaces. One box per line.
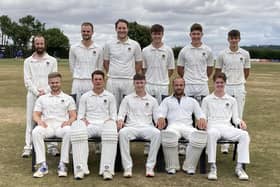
117, 73, 161, 178
32, 72, 77, 178
70, 70, 118, 180
202, 72, 250, 180
157, 77, 207, 175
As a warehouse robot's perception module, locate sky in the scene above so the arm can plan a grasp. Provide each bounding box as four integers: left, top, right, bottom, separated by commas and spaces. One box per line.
1, 0, 280, 55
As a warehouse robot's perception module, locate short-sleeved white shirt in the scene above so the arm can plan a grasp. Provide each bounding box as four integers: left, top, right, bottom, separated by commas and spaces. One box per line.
216, 48, 251, 85
24, 53, 57, 96
177, 44, 214, 84
103, 38, 142, 79
78, 90, 117, 124
142, 44, 175, 85
201, 93, 241, 127
158, 95, 205, 127
118, 92, 158, 127
34, 91, 76, 122
69, 42, 103, 79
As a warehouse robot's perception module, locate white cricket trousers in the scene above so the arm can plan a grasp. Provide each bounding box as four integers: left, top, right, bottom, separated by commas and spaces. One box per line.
184, 84, 209, 98
106, 78, 134, 108
145, 83, 169, 103
24, 91, 37, 150
119, 126, 161, 169
207, 125, 250, 164
225, 84, 246, 118
32, 120, 71, 164
71, 79, 92, 106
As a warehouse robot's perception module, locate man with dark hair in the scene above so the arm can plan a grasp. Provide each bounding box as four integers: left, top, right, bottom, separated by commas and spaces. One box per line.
69, 22, 103, 106
215, 29, 251, 153
117, 73, 160, 178
176, 23, 214, 154
104, 19, 143, 108
202, 72, 250, 180
32, 72, 77, 178
70, 70, 118, 180
142, 24, 175, 103
22, 35, 58, 157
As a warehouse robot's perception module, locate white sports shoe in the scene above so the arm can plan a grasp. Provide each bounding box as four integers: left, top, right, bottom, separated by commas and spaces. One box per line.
57, 164, 68, 177
103, 171, 113, 180
22, 149, 31, 158
51, 147, 60, 156
235, 168, 249, 180
221, 144, 229, 154
146, 167, 155, 177
33, 165, 48, 178
167, 168, 176, 175
123, 168, 132, 178
75, 165, 84, 180
208, 167, 218, 180
178, 143, 186, 156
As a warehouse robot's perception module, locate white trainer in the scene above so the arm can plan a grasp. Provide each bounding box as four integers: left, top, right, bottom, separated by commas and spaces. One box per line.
51, 147, 60, 157
146, 167, 155, 177
22, 149, 31, 158
178, 143, 186, 156
208, 167, 217, 180
167, 168, 176, 175
221, 144, 229, 154
103, 171, 113, 180
123, 168, 132, 178
235, 168, 249, 180
33, 165, 48, 178
75, 165, 84, 180
57, 164, 68, 177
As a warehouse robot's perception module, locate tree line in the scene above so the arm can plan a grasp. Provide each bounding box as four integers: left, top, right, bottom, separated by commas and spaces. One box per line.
1, 15, 279, 60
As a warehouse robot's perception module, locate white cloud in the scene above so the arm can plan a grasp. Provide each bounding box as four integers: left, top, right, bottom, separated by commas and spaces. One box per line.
1, 0, 280, 54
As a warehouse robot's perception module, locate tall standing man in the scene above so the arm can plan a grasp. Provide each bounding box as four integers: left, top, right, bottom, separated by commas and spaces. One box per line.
142, 24, 175, 103
22, 35, 58, 157
69, 22, 103, 105
177, 23, 214, 154
103, 18, 143, 108
215, 29, 251, 153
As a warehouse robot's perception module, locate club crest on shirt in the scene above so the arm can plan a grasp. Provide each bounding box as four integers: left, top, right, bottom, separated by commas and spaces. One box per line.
128, 47, 131, 51
61, 99, 65, 103
225, 102, 230, 107
240, 57, 243, 62
93, 50, 96, 55
104, 99, 107, 103
202, 52, 206, 56
162, 54, 166, 59
145, 102, 149, 106
46, 61, 50, 65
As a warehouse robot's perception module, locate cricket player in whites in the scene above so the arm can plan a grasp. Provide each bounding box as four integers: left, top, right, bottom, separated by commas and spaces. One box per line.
177, 23, 214, 155
117, 73, 161, 177
103, 18, 143, 108
69, 22, 103, 105
157, 77, 207, 175
202, 72, 250, 180
70, 70, 118, 180
32, 72, 77, 178
22, 35, 58, 157
142, 24, 175, 155
215, 29, 251, 153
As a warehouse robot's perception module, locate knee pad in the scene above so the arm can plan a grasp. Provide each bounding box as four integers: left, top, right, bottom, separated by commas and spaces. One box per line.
161, 130, 178, 147
71, 120, 88, 143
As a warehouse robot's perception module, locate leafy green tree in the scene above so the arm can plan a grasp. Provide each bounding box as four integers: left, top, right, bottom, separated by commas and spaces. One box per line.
128, 22, 151, 49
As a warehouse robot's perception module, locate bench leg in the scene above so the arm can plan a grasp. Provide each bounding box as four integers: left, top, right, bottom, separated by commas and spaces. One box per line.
199, 148, 207, 174
115, 142, 122, 172
155, 145, 165, 172
233, 143, 238, 161
32, 145, 36, 172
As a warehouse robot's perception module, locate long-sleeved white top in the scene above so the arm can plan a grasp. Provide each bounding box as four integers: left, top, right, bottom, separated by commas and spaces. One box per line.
24, 53, 57, 96
201, 93, 241, 127
118, 92, 159, 127
69, 42, 103, 79
78, 90, 117, 124
158, 95, 205, 127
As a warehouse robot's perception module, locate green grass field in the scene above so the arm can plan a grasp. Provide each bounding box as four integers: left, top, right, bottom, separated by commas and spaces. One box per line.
0, 58, 279, 187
